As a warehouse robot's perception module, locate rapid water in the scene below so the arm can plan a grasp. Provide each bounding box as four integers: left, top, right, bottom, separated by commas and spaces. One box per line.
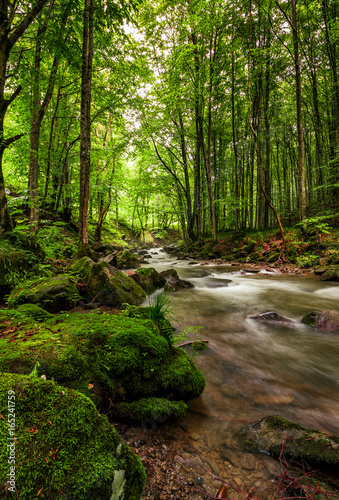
142, 248, 339, 498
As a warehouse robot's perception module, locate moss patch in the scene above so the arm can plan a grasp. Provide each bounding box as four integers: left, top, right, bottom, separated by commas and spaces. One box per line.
0, 373, 146, 499
116, 397, 188, 422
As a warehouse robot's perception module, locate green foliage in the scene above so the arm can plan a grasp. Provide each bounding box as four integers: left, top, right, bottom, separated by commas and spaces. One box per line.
0, 241, 38, 286
174, 326, 207, 359
148, 291, 171, 323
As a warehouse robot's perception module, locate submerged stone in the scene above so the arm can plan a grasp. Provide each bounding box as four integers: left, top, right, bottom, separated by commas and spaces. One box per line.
243, 415, 339, 488
250, 311, 293, 323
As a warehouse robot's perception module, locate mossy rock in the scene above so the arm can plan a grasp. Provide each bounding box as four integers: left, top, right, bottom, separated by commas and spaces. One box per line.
87, 262, 144, 307
136, 267, 166, 293
0, 373, 146, 499
302, 309, 339, 331
116, 397, 188, 422
329, 252, 339, 265
0, 241, 39, 286
7, 275, 81, 313
320, 267, 339, 281
16, 304, 53, 321
116, 250, 140, 270
68, 256, 96, 281
0, 312, 205, 414
243, 415, 339, 488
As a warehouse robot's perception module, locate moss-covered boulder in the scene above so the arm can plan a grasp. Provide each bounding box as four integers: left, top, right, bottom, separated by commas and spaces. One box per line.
0, 373, 146, 499
69, 256, 96, 281
16, 304, 53, 321
0, 311, 205, 418
87, 262, 144, 307
116, 250, 140, 269
7, 275, 81, 313
302, 309, 339, 331
243, 415, 339, 488
320, 266, 339, 281
136, 267, 166, 293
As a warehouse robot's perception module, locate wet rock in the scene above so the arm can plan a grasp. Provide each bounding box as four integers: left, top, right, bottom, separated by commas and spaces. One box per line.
244, 415, 339, 487
250, 311, 293, 323
302, 309, 339, 331
320, 267, 339, 281
136, 267, 166, 293
87, 262, 145, 307
160, 269, 194, 291
116, 250, 141, 269
314, 266, 327, 275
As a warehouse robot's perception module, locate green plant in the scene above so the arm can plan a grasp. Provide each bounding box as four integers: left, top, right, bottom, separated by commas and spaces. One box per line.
148, 291, 171, 323
174, 326, 207, 359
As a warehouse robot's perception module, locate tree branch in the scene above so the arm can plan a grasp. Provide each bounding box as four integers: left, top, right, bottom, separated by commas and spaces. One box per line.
9, 0, 49, 49
2, 85, 22, 113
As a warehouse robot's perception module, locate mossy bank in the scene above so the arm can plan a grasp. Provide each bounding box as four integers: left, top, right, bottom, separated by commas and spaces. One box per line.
0, 373, 146, 499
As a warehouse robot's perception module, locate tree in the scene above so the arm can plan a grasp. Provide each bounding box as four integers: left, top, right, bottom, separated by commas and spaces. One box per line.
0, 0, 49, 234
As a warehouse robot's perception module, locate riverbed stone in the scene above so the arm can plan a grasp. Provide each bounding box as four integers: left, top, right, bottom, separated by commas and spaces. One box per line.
302, 309, 339, 331
243, 415, 339, 488
160, 269, 194, 291
320, 266, 339, 281
136, 267, 166, 293
116, 250, 140, 269
87, 262, 145, 307
249, 311, 293, 323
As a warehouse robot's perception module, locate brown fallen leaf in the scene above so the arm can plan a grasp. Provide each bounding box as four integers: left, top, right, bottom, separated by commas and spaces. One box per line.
216, 483, 229, 498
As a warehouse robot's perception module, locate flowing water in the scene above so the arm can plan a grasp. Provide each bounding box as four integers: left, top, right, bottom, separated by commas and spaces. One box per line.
141, 248, 339, 498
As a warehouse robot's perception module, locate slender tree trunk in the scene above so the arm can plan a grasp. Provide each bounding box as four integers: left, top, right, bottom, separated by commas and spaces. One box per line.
291, 0, 306, 221
78, 0, 94, 255
0, 0, 48, 234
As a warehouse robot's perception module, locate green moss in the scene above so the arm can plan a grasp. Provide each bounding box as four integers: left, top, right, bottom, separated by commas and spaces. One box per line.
7, 275, 81, 312
68, 256, 95, 281
116, 250, 140, 269
16, 304, 53, 321
245, 415, 339, 486
302, 311, 319, 327
116, 397, 188, 422
0, 312, 205, 415
0, 373, 146, 499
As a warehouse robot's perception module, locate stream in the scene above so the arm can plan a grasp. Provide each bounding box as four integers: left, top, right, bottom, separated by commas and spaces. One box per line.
141, 247, 339, 499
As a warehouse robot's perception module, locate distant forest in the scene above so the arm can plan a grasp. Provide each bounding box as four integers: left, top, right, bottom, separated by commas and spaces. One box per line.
0, 0, 338, 246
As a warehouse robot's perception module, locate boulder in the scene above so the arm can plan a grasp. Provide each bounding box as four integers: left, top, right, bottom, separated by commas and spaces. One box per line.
250, 311, 293, 323
160, 269, 194, 292
91, 240, 107, 252
69, 256, 96, 281
87, 262, 145, 307
7, 275, 81, 313
0, 311, 206, 419
244, 415, 339, 488
116, 250, 140, 269
320, 267, 339, 281
99, 252, 118, 267
0, 373, 146, 499
136, 267, 166, 293
302, 309, 339, 331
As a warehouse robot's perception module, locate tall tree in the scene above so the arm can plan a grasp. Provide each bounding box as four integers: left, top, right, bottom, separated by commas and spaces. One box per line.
0, 0, 49, 234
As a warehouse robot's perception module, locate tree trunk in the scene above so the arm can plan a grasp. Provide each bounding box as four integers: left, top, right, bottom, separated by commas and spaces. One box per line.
291, 0, 306, 221
78, 0, 94, 255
